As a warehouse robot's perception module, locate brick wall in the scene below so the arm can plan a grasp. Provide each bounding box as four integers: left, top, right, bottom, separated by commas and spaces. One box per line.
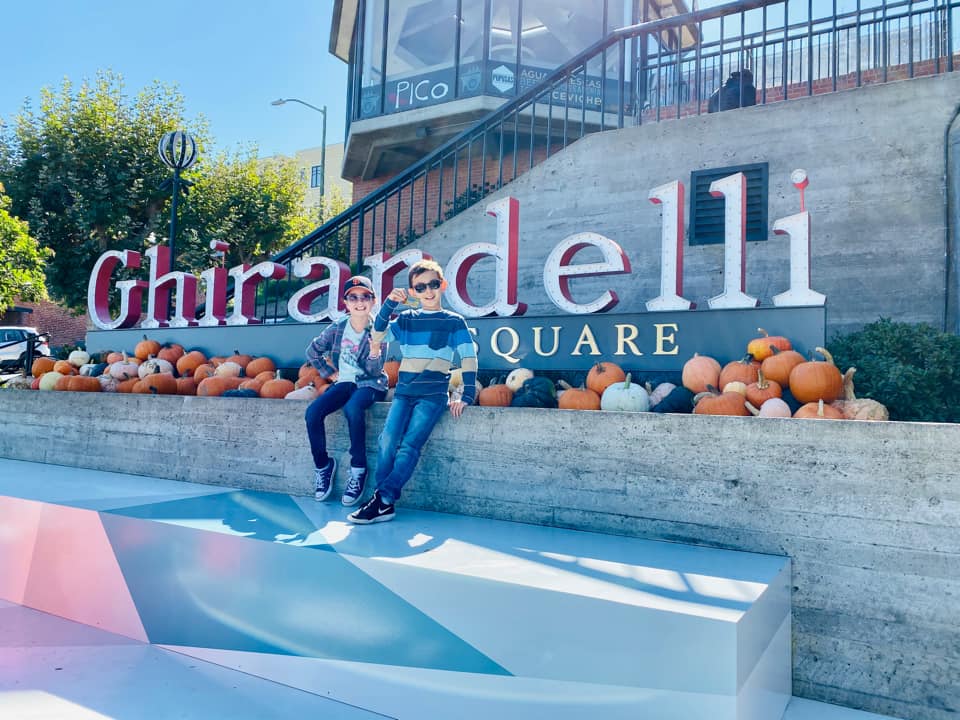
2, 300, 89, 348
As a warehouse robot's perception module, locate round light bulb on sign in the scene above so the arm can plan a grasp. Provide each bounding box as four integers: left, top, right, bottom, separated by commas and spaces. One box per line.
158, 131, 198, 171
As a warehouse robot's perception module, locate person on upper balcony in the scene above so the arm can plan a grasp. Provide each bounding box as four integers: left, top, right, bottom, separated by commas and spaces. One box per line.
708, 69, 757, 113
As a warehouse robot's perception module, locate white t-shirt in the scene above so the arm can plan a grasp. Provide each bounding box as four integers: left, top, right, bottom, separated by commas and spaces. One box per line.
337, 323, 365, 384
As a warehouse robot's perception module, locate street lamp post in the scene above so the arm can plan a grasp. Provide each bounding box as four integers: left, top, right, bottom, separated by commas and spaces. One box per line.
157, 131, 198, 269
271, 98, 327, 197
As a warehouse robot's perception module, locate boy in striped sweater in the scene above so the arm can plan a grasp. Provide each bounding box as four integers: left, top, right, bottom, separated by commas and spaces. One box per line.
348, 259, 477, 524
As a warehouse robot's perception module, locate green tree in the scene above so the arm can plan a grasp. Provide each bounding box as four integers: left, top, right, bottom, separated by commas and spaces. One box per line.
177, 150, 313, 269
0, 71, 206, 311
0, 71, 318, 312
0, 183, 49, 314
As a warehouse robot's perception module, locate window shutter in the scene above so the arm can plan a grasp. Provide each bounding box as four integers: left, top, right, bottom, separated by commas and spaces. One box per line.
689, 163, 769, 246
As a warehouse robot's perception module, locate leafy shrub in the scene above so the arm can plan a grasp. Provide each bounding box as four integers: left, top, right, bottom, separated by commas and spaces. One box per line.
827, 318, 960, 423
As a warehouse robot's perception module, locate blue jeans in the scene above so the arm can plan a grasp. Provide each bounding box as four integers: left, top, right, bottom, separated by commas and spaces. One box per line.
305, 382, 385, 469
375, 394, 448, 505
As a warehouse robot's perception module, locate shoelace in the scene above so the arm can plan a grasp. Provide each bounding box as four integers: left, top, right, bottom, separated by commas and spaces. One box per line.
345, 472, 363, 495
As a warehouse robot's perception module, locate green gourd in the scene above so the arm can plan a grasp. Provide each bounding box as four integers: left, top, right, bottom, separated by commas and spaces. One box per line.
650, 386, 695, 413
223, 388, 260, 399
510, 376, 558, 408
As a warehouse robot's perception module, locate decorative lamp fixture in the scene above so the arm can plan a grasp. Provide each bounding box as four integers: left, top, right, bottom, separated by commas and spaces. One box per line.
157, 130, 198, 268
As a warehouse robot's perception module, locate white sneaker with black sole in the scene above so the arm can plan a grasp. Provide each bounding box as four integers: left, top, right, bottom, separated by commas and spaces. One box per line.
314, 458, 336, 501
342, 466, 367, 507
347, 491, 395, 524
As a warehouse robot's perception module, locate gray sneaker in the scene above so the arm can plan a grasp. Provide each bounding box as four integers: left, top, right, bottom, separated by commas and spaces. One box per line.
342, 466, 367, 507
314, 458, 336, 501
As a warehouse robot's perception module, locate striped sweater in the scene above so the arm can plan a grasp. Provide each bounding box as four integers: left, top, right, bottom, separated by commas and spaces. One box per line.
372, 298, 478, 404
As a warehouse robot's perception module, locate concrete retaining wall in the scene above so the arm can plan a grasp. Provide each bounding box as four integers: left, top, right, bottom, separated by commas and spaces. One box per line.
413, 72, 960, 337
0, 391, 956, 720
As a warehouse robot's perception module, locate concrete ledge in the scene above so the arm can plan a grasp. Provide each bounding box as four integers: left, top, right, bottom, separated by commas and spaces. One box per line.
0, 392, 956, 720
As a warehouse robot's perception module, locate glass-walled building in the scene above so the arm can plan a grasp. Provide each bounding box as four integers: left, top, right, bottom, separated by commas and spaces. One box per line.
330, 0, 691, 185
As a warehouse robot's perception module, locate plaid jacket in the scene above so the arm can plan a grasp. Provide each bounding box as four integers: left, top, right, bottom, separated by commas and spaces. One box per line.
305, 315, 389, 392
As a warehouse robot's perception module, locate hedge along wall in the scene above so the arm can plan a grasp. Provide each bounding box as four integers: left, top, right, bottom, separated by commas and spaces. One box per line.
0, 392, 956, 720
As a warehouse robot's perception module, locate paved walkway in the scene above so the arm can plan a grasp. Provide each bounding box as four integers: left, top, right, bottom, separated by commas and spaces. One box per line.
0, 459, 903, 720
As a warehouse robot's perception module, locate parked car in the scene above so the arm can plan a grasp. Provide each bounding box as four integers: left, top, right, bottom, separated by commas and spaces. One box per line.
0, 326, 50, 370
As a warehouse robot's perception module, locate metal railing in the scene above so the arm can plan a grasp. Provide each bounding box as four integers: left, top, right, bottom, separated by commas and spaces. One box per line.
0, 332, 49, 375
255, 0, 960, 322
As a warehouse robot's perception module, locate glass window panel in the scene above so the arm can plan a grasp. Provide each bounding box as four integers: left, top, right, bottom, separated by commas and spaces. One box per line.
458, 1, 485, 98
385, 0, 459, 113
519, 0, 603, 70
490, 0, 520, 62
607, 0, 633, 32
359, 0, 386, 117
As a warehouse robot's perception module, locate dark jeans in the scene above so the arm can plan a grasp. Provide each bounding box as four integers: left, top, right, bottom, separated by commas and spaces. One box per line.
305, 382, 385, 469
375, 393, 448, 505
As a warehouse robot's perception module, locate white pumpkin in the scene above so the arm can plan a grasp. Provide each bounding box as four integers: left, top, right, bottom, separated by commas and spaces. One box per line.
215, 361, 244, 378
39, 371, 64, 391
138, 357, 175, 379
600, 373, 650, 412
109, 357, 140, 380
98, 375, 120, 392
285, 383, 319, 401
723, 381, 748, 396
746, 397, 793, 418
68, 349, 90, 367
505, 368, 534, 392
648, 382, 676, 406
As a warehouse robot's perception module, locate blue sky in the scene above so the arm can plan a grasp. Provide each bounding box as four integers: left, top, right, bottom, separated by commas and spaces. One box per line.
0, 0, 348, 158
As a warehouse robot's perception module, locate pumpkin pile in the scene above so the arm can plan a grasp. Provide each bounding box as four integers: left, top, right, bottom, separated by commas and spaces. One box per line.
681, 328, 888, 421
11, 336, 336, 402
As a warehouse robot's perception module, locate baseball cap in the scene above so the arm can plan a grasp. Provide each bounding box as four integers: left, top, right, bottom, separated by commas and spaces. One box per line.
343, 276, 375, 296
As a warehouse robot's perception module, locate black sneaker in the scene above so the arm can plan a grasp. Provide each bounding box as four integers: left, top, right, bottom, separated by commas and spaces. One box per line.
342, 466, 367, 507
347, 491, 395, 524
314, 458, 336, 501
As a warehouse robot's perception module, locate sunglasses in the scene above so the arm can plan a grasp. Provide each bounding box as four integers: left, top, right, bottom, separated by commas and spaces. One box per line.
344, 293, 374, 302
412, 279, 443, 293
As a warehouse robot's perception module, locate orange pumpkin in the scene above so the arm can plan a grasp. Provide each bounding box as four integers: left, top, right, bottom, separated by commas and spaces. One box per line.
208, 356, 226, 368
384, 360, 401, 388
260, 371, 295, 399
558, 386, 602, 410
789, 347, 844, 403
245, 356, 276, 377
176, 350, 208, 377
239, 377, 264, 394
31, 357, 56, 378
585, 362, 626, 396
116, 378, 140, 393
53, 360, 76, 375
745, 370, 782, 407
131, 379, 152, 394
143, 372, 178, 395
197, 376, 241, 397
157, 344, 185, 364
134, 335, 161, 361
105, 351, 125, 364
53, 374, 73, 391
68, 375, 102, 392
192, 363, 217, 382
718, 355, 760, 388
760, 346, 806, 388
746, 328, 793, 362
794, 398, 845, 420
176, 377, 198, 396
226, 349, 253, 371
682, 353, 722, 394
255, 369, 279, 384
478, 382, 513, 407
693, 386, 750, 416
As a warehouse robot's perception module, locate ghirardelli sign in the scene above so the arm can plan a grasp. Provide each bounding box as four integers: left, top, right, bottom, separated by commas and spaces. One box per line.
87, 170, 824, 332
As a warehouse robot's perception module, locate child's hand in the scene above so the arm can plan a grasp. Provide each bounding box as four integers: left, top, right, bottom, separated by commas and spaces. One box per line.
449, 400, 467, 419
369, 340, 381, 358
387, 288, 407, 303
